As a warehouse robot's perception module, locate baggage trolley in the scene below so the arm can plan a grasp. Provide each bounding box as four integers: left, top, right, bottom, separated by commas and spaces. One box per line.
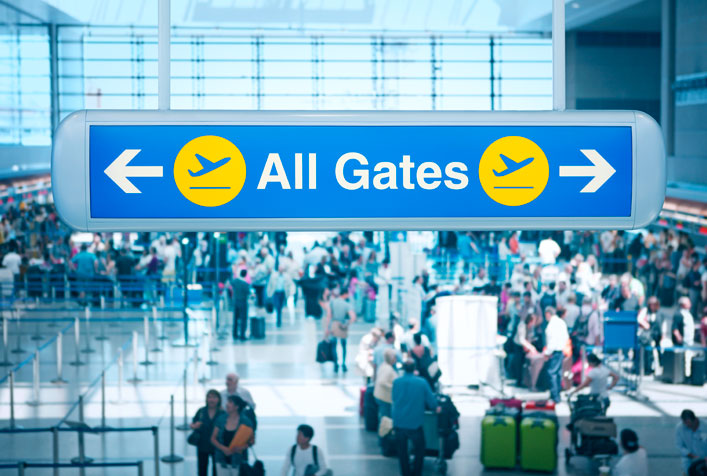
564, 395, 618, 466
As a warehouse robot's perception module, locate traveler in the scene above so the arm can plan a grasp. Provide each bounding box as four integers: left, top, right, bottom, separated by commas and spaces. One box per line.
323, 286, 357, 373
191, 389, 225, 476
543, 306, 569, 404
373, 331, 398, 376
613, 429, 648, 476
221, 373, 256, 410
229, 269, 250, 341
511, 312, 539, 383
210, 395, 255, 476
675, 410, 707, 475
392, 360, 441, 476
280, 424, 330, 476
374, 348, 398, 419
568, 353, 618, 411
267, 265, 295, 327
673, 297, 696, 347
409, 333, 438, 389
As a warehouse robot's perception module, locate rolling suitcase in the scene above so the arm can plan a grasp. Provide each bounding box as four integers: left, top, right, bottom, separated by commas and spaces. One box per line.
490, 398, 523, 410
520, 412, 558, 472
662, 348, 685, 384
250, 317, 265, 339
363, 385, 378, 432
523, 353, 546, 390
359, 387, 366, 416
423, 411, 440, 454
481, 406, 518, 469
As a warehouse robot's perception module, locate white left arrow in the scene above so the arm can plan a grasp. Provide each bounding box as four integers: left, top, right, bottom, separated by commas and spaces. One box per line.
104, 149, 163, 194
559, 149, 616, 193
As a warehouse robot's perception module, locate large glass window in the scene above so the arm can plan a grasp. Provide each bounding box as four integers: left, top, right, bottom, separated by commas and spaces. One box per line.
0, 25, 51, 145
57, 27, 552, 116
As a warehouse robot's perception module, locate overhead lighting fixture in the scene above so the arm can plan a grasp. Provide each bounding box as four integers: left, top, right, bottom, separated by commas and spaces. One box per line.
571, 2, 580, 8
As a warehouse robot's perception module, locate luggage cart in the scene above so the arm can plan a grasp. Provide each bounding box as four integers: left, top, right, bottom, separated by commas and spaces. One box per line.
422, 394, 460, 474
564, 395, 618, 466
423, 411, 449, 474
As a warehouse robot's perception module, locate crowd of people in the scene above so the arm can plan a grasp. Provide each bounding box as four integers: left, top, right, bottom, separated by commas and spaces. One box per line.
2, 198, 707, 475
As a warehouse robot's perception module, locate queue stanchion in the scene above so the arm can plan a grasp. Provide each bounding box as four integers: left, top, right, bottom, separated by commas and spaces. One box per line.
30, 319, 43, 341
138, 460, 145, 476
114, 348, 124, 403
160, 394, 185, 463
127, 331, 142, 383
209, 305, 220, 352
11, 308, 26, 354
69, 317, 85, 366
580, 345, 587, 383
52, 426, 59, 476
151, 426, 160, 476
26, 350, 40, 406
96, 300, 108, 341
70, 395, 94, 469
156, 306, 168, 341
206, 325, 217, 367
192, 349, 199, 401
1, 312, 12, 366
51, 330, 68, 384
176, 368, 189, 431
151, 307, 163, 352
139, 314, 154, 366
99, 371, 109, 429
81, 307, 95, 354
2, 371, 20, 429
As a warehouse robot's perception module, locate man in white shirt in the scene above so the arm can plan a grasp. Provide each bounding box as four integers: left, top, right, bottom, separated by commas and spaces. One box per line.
2, 248, 21, 275
675, 409, 707, 475
281, 424, 330, 476
220, 373, 256, 410
538, 236, 561, 266
543, 306, 569, 404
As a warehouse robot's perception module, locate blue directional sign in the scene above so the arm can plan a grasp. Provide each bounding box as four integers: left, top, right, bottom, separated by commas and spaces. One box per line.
51, 110, 665, 231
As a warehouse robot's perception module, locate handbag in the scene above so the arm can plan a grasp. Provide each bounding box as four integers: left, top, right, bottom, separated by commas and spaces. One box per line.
331, 321, 349, 339
187, 409, 202, 446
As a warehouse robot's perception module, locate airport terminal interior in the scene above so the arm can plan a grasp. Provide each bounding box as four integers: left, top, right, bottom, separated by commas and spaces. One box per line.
2, 0, 707, 475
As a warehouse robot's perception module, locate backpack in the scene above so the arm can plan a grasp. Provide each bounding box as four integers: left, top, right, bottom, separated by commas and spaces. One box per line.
539, 292, 556, 312
572, 309, 593, 341
242, 405, 257, 432
290, 445, 332, 475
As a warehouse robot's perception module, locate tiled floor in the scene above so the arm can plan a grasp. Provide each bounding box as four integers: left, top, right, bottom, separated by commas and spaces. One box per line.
1, 301, 705, 475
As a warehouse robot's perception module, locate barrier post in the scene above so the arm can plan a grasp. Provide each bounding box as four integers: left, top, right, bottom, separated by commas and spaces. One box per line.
156, 306, 169, 340
160, 394, 185, 463
51, 331, 68, 384
151, 307, 163, 352
151, 426, 160, 476
580, 345, 587, 383
100, 371, 107, 428
138, 460, 145, 476
1, 312, 11, 366
71, 395, 94, 469
70, 317, 84, 366
176, 368, 189, 431
81, 307, 95, 353
115, 348, 124, 403
128, 331, 142, 383
4, 371, 18, 429
140, 314, 154, 365
192, 349, 199, 400
11, 309, 26, 354
30, 319, 42, 341
96, 307, 108, 341
206, 326, 217, 366
52, 426, 59, 476
26, 350, 40, 406
17, 461, 25, 476
209, 305, 220, 352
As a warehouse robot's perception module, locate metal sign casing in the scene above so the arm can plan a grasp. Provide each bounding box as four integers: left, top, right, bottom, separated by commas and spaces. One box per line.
51, 110, 665, 231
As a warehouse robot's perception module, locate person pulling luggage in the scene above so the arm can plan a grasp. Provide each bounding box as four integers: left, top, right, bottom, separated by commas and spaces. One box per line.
568, 353, 618, 412
392, 359, 441, 476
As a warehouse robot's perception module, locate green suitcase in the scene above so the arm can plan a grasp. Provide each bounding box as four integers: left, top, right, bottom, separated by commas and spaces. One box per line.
480, 411, 517, 469
520, 413, 558, 472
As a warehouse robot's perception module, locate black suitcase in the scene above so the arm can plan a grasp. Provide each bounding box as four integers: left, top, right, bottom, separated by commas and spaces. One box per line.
691, 354, 706, 386
363, 385, 378, 432
250, 317, 265, 339
380, 433, 397, 457
662, 349, 685, 384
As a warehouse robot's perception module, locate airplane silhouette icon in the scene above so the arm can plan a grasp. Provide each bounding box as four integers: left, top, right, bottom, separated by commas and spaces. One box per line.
493, 154, 535, 177
188, 154, 231, 178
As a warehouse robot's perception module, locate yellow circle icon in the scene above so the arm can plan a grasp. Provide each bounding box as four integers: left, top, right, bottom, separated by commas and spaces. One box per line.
173, 135, 246, 207
478, 136, 549, 206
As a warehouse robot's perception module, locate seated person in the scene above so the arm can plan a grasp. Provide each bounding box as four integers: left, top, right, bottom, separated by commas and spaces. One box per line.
613, 429, 648, 476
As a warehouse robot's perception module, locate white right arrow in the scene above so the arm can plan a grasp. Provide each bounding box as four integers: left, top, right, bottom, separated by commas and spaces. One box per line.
559, 149, 616, 193
104, 149, 163, 194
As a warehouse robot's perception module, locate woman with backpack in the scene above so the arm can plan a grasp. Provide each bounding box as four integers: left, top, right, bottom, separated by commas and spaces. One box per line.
190, 389, 224, 476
